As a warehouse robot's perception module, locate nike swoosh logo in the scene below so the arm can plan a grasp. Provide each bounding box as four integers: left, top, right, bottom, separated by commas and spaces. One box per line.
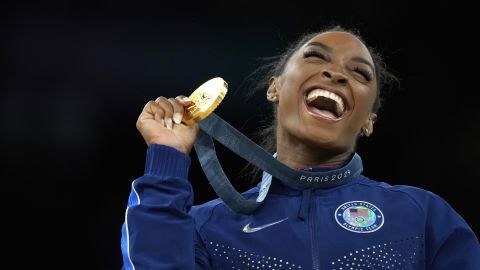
242, 218, 288, 233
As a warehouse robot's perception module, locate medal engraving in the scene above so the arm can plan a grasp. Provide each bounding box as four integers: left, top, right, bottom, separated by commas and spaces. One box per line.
182, 77, 228, 125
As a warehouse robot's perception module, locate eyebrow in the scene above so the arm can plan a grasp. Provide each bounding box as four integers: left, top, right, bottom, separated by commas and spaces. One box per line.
306, 41, 375, 72
306, 41, 333, 52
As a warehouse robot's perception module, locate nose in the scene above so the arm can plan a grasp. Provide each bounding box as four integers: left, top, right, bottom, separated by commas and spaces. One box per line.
322, 69, 348, 84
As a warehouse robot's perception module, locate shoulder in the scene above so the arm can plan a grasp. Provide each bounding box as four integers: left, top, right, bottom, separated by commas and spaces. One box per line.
189, 186, 259, 230
358, 176, 458, 216
358, 179, 480, 268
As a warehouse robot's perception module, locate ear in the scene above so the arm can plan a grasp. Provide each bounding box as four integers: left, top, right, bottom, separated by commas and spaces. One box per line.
361, 113, 377, 137
266, 77, 279, 102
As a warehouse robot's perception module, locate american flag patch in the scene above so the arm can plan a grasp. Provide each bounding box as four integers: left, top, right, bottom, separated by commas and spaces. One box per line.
349, 208, 369, 217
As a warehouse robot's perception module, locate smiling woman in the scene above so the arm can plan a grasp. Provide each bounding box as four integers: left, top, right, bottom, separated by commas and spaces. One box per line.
267, 30, 380, 168
121, 26, 480, 270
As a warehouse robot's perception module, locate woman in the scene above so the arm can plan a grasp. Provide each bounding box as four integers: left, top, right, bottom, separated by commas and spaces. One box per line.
121, 27, 480, 269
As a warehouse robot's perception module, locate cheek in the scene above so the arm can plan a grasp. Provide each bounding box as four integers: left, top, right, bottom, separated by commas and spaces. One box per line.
276, 96, 307, 137
276, 84, 303, 121
346, 87, 377, 130
355, 84, 377, 112
277, 98, 297, 126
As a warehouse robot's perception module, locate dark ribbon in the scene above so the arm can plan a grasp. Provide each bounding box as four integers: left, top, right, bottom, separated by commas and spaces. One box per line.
194, 113, 363, 215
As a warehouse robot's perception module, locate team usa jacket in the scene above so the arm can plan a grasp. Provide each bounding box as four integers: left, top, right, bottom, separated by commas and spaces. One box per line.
121, 144, 480, 270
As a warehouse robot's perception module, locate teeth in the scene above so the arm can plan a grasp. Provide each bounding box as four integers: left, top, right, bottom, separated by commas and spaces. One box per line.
306, 89, 345, 113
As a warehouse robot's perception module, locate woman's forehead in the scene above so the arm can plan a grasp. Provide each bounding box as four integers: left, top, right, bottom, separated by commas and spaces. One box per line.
304, 31, 372, 59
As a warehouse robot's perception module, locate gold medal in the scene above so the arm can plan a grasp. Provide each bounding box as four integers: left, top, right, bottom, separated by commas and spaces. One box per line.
182, 77, 228, 125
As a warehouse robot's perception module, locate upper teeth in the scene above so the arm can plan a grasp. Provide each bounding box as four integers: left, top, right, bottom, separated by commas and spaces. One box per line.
306, 89, 345, 113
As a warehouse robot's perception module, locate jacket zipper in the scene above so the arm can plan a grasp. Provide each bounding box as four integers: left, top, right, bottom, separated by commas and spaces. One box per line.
307, 190, 320, 270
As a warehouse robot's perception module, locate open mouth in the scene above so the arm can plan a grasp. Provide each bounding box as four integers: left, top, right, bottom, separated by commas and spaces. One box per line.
305, 89, 347, 120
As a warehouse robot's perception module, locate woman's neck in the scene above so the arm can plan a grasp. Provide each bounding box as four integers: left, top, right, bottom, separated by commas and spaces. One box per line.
275, 136, 353, 170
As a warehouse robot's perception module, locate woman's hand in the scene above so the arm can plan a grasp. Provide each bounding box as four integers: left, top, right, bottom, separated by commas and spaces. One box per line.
136, 95, 199, 154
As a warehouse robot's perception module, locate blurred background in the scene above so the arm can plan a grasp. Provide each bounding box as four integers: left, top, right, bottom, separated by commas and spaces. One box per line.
2, 0, 478, 268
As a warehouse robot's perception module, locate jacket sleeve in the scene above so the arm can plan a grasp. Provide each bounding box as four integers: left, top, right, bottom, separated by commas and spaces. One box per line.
120, 144, 212, 270
418, 190, 480, 269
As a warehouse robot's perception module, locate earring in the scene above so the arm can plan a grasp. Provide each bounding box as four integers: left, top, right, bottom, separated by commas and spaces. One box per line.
267, 79, 279, 103
267, 94, 278, 102
361, 128, 370, 137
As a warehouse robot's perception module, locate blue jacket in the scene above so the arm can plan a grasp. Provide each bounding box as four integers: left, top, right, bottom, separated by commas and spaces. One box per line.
121, 144, 480, 269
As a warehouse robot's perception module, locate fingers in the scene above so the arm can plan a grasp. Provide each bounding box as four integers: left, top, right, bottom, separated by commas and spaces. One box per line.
140, 95, 191, 130
175, 95, 192, 106
165, 95, 194, 126
154, 96, 174, 129
137, 100, 164, 127
168, 97, 184, 125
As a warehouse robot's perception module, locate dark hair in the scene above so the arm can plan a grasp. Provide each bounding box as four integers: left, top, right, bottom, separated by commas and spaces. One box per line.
240, 26, 398, 182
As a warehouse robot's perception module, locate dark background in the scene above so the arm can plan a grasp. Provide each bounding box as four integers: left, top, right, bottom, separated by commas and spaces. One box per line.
2, 1, 478, 269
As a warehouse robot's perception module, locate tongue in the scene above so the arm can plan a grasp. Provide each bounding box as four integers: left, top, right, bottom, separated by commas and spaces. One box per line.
307, 96, 340, 117
309, 106, 338, 119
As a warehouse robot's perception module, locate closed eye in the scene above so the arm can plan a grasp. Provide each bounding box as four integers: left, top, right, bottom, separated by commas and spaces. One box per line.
303, 50, 327, 60
353, 66, 372, 82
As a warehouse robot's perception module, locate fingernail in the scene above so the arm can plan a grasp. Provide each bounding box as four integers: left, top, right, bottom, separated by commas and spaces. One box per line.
181, 97, 191, 102
173, 112, 182, 124
166, 118, 173, 129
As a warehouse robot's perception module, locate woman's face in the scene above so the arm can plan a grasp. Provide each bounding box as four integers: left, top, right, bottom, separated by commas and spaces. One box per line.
271, 31, 377, 154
